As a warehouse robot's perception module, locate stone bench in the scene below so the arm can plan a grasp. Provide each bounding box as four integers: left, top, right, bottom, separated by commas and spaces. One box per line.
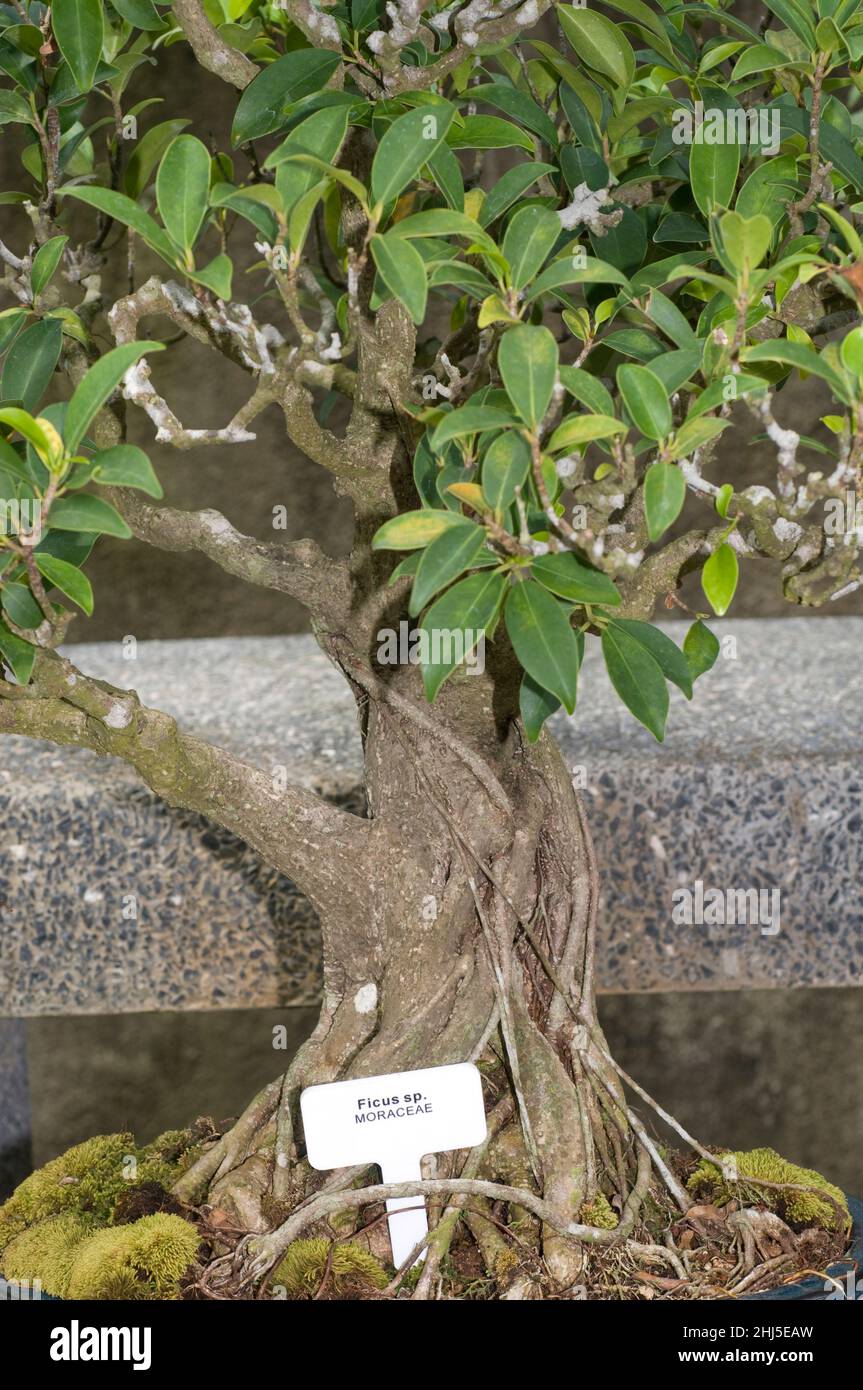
1, 619, 861, 1190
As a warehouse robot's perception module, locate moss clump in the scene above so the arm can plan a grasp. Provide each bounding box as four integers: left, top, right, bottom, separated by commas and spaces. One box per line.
0, 1134, 136, 1251
580, 1194, 619, 1230
272, 1239, 388, 1298
688, 1148, 849, 1231
66, 1214, 201, 1300
2, 1213, 96, 1297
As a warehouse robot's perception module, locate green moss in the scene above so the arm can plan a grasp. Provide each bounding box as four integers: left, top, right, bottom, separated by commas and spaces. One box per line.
580, 1193, 619, 1230
272, 1239, 388, 1298
688, 1148, 849, 1231
0, 1134, 136, 1251
66, 1214, 201, 1300
2, 1213, 96, 1297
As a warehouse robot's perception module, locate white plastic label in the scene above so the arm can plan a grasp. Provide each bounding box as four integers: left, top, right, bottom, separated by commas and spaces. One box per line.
300, 1062, 487, 1269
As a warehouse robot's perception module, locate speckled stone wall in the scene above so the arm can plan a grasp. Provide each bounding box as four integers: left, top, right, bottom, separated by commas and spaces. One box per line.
1, 619, 861, 1017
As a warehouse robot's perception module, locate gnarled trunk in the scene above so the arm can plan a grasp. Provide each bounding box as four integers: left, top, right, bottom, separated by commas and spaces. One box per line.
174, 662, 643, 1294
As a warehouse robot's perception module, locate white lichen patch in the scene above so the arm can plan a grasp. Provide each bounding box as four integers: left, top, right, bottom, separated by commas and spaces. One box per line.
354, 982, 378, 1014
104, 701, 133, 730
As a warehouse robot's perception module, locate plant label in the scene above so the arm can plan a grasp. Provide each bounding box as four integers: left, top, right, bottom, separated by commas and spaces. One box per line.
300, 1062, 487, 1269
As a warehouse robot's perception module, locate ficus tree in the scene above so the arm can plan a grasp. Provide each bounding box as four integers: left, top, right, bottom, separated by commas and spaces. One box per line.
0, 0, 859, 1299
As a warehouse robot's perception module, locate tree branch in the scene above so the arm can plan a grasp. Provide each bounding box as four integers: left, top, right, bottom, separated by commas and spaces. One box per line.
0, 650, 372, 918
173, 0, 259, 90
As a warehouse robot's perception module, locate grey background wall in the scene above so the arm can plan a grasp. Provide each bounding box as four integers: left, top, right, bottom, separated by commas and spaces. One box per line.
1, 29, 861, 1196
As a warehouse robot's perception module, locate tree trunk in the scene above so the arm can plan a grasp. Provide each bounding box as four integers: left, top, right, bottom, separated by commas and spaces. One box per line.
173, 657, 640, 1294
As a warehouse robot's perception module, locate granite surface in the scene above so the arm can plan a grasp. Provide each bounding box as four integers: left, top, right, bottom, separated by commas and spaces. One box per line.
0, 619, 861, 1015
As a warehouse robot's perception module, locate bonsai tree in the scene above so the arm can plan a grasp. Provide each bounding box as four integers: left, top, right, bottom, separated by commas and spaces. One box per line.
0, 0, 858, 1299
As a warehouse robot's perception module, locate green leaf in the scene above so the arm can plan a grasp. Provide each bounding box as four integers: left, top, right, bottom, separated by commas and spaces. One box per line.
531, 550, 621, 606
501, 206, 560, 290
498, 325, 558, 431
666, 414, 729, 463
0, 620, 35, 684
63, 186, 179, 266
547, 415, 626, 451
371, 102, 455, 208
762, 0, 817, 49
64, 341, 164, 454
268, 106, 351, 212
1, 317, 63, 411
52, 0, 104, 93
731, 42, 795, 81
683, 618, 720, 680
602, 624, 668, 741
558, 5, 635, 88
188, 253, 233, 300
520, 672, 561, 743
421, 570, 506, 700
718, 211, 772, 276
482, 432, 531, 512
409, 520, 488, 616
35, 553, 93, 615
426, 141, 464, 211
123, 118, 191, 199
616, 364, 672, 441
47, 494, 132, 539
231, 50, 341, 145
468, 83, 559, 147
840, 326, 863, 380
478, 161, 557, 227
741, 340, 850, 401
643, 461, 686, 542
388, 209, 496, 253
702, 542, 738, 616
559, 365, 615, 417
608, 618, 692, 698
0, 89, 34, 128
156, 135, 211, 254
1, 582, 43, 630
90, 444, 162, 498
690, 121, 741, 218
30, 236, 68, 299
448, 115, 533, 152
430, 406, 514, 450
111, 0, 168, 32
370, 233, 428, 325
372, 509, 473, 551
505, 581, 580, 714
526, 256, 631, 301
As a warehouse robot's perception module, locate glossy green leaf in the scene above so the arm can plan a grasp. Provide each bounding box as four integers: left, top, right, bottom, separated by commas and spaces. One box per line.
478, 162, 556, 227
644, 461, 686, 542
602, 624, 668, 741
482, 432, 531, 512
372, 509, 473, 551
52, 0, 103, 93
371, 102, 455, 208
30, 236, 68, 299
90, 444, 163, 498
548, 414, 627, 451
683, 618, 720, 680
188, 254, 233, 300
616, 364, 672, 441
35, 553, 94, 615
1, 582, 43, 630
0, 620, 35, 684
409, 520, 487, 616
156, 135, 211, 253
505, 580, 580, 713
65, 341, 164, 454
430, 406, 514, 450
47, 493, 132, 538
370, 233, 428, 325
702, 542, 739, 616
498, 325, 558, 431
268, 106, 351, 212
531, 551, 621, 607
558, 366, 615, 417
1, 318, 63, 411
63, 186, 178, 266
231, 50, 341, 145
690, 122, 741, 218
558, 5, 635, 88
501, 206, 560, 290
421, 570, 506, 700
520, 672, 561, 743
608, 618, 692, 698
